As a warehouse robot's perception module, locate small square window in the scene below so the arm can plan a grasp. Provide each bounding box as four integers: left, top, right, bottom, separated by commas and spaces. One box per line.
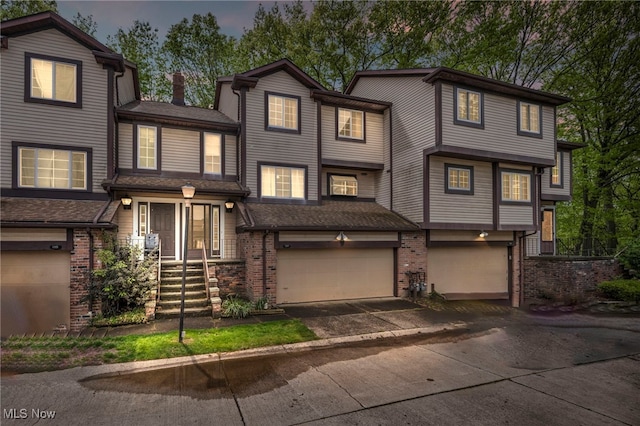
501, 171, 531, 202
330, 175, 358, 196
337, 108, 364, 140
25, 53, 81, 107
445, 164, 474, 195
266, 93, 300, 132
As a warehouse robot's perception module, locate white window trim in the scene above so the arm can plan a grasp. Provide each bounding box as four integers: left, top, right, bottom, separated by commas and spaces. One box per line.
137, 125, 158, 170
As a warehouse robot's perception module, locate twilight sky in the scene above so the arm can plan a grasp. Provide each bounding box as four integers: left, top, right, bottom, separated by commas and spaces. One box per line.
57, 0, 292, 43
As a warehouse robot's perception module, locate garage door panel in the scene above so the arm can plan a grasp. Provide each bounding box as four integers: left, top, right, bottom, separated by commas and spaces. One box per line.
1, 252, 70, 337
277, 249, 393, 304
427, 247, 508, 299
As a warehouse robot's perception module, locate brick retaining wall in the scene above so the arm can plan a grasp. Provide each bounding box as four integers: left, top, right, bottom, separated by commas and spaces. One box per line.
523, 256, 623, 301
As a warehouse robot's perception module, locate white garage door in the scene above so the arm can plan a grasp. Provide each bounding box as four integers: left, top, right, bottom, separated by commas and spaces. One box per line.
277, 248, 394, 304
427, 246, 508, 299
1, 251, 70, 337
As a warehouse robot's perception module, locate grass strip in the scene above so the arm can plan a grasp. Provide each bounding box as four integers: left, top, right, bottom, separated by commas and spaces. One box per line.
1, 319, 317, 373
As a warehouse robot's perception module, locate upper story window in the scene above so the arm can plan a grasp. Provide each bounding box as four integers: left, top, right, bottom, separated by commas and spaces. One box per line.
455, 87, 483, 128
261, 165, 305, 199
337, 108, 364, 140
137, 125, 158, 170
518, 101, 542, 137
501, 170, 531, 203
445, 164, 474, 195
25, 53, 82, 108
330, 175, 358, 196
551, 151, 562, 187
204, 133, 221, 175
18, 145, 88, 190
266, 92, 300, 133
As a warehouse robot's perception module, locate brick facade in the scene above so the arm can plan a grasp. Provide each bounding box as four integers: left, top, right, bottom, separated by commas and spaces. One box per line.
212, 260, 246, 299
397, 231, 428, 297
237, 231, 277, 305
523, 256, 623, 302
70, 229, 108, 331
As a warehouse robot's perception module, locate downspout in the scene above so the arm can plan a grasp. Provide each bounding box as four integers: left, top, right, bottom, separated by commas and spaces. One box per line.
262, 230, 269, 298
114, 71, 125, 176
233, 88, 241, 183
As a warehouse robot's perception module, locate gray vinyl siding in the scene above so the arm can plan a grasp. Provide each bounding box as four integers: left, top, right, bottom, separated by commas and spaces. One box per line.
321, 105, 384, 164
441, 84, 555, 162
244, 71, 318, 201
117, 67, 137, 106
375, 108, 391, 209
541, 150, 572, 198
162, 128, 200, 173
1, 29, 109, 193
118, 123, 133, 169
350, 76, 436, 223
225, 135, 237, 176
500, 204, 533, 226
321, 167, 376, 199
217, 82, 239, 122
429, 157, 493, 224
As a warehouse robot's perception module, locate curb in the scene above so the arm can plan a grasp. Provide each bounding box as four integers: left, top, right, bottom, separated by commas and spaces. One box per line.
80, 322, 468, 377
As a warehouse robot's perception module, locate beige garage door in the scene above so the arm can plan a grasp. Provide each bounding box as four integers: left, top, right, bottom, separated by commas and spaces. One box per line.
1, 251, 70, 337
427, 246, 508, 299
277, 248, 394, 304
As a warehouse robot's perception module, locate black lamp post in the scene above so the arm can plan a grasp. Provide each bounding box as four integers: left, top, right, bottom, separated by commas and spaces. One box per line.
179, 183, 195, 343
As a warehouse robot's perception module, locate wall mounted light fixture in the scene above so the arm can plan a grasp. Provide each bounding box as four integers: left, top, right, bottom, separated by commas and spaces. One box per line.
225, 199, 235, 213
121, 195, 133, 210
336, 231, 349, 246
479, 231, 489, 238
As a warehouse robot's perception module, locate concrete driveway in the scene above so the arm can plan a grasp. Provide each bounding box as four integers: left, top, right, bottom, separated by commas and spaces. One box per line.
2, 308, 638, 425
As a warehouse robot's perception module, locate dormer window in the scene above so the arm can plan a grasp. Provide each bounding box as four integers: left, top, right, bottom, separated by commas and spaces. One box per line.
518, 101, 542, 137
266, 92, 300, 133
454, 87, 483, 128
337, 108, 364, 140
25, 53, 81, 107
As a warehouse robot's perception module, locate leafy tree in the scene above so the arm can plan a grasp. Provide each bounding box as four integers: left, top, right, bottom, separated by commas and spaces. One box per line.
108, 20, 167, 101
162, 12, 237, 107
553, 1, 640, 253
71, 12, 97, 37
1, 0, 56, 20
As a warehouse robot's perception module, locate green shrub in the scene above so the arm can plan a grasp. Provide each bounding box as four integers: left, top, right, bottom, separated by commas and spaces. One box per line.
88, 237, 158, 316
90, 308, 147, 327
221, 296, 253, 318
254, 296, 269, 310
619, 239, 640, 278
598, 279, 640, 303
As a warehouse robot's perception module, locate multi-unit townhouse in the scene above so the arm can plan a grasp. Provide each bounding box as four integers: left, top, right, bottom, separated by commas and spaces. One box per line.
1, 12, 577, 336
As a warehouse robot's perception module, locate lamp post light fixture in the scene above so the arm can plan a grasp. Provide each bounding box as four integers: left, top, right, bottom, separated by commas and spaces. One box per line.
121, 195, 133, 210
178, 183, 195, 343
225, 199, 235, 213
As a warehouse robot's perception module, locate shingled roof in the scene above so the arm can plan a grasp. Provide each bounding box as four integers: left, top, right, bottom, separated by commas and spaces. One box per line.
239, 200, 418, 231
117, 101, 238, 132
1, 197, 118, 228
103, 175, 250, 196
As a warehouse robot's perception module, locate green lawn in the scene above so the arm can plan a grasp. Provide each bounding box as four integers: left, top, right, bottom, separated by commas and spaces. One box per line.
0, 320, 317, 373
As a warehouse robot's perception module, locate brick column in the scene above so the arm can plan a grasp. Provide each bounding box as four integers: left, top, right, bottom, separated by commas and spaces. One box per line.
397, 231, 427, 297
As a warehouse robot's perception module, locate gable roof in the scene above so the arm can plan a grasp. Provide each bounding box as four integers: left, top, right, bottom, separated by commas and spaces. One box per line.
0, 197, 118, 228
346, 66, 570, 106
214, 58, 327, 110
1, 11, 125, 72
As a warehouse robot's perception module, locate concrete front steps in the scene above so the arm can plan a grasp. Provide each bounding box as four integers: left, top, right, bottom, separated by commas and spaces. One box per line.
156, 260, 210, 319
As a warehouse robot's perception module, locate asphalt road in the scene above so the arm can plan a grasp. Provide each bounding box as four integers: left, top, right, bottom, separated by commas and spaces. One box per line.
1, 313, 639, 425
